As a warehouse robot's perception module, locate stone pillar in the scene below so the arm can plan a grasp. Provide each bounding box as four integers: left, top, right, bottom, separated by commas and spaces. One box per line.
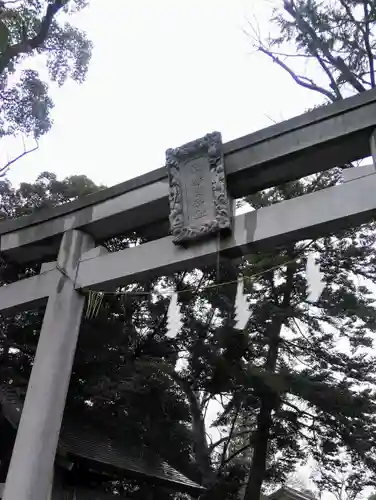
3, 230, 94, 500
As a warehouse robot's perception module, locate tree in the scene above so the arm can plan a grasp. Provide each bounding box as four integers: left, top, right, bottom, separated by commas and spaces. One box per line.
4, 174, 376, 499
0, 0, 92, 176
0, 172, 199, 498
0, 172, 256, 499
5, 4, 376, 494
247, 0, 375, 102
285, 473, 315, 498
311, 463, 372, 500
236, 1, 376, 500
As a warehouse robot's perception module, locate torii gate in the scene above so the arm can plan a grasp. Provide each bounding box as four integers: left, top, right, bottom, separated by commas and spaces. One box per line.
2, 89, 376, 500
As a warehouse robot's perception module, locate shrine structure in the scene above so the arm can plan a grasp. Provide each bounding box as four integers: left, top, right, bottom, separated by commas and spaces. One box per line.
1, 89, 376, 499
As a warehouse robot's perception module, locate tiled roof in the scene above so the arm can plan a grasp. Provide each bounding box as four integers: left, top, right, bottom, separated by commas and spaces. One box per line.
0, 385, 204, 495
269, 487, 316, 500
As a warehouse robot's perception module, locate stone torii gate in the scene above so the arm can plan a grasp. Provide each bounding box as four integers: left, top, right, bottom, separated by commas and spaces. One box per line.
2, 89, 376, 500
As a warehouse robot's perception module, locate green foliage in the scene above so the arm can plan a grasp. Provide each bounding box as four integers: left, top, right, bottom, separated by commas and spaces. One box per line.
242, 1, 376, 499
249, 0, 376, 102
0, 173, 199, 498
4, 3, 376, 499
4, 168, 376, 499
0, 0, 91, 141
311, 465, 372, 500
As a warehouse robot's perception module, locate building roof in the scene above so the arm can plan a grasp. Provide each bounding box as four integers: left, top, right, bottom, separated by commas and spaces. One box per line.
269, 487, 316, 500
0, 385, 204, 496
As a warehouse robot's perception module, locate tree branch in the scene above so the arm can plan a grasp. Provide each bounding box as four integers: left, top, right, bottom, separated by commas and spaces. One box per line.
283, 339, 312, 369
0, 139, 38, 177
337, 0, 374, 88
283, 0, 367, 94
258, 46, 338, 102
315, 52, 343, 100
0, 0, 67, 75
223, 443, 252, 466
244, 18, 338, 101
362, 0, 375, 87
258, 50, 316, 59
282, 398, 316, 421
209, 429, 252, 454
219, 399, 241, 467
169, 371, 216, 486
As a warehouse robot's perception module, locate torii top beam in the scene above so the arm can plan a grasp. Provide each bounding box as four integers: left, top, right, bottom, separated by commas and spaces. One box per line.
2, 88, 376, 262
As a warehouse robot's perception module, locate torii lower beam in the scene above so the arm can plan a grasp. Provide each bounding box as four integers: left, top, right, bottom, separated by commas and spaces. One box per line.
0, 270, 56, 315
0, 170, 374, 306
75, 171, 376, 291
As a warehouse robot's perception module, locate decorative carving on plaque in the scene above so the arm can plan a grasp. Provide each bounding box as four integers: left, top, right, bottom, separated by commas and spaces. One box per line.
166, 132, 232, 244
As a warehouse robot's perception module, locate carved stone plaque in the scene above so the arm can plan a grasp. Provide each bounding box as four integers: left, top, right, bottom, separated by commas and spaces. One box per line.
166, 132, 232, 244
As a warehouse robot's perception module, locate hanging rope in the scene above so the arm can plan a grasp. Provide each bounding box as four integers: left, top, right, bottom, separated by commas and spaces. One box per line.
84, 246, 326, 325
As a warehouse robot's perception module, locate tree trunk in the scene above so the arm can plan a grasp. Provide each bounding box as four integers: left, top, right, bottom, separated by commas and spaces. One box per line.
172, 373, 216, 487
186, 387, 216, 487
243, 318, 281, 500
243, 263, 295, 500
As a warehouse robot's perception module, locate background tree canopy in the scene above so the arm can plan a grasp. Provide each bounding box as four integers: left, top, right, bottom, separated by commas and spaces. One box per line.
2, 1, 376, 500
241, 1, 376, 499
0, 0, 91, 175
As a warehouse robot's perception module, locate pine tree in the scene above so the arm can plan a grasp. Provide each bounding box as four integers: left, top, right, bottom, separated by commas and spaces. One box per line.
235, 1, 376, 499
5, 4, 376, 498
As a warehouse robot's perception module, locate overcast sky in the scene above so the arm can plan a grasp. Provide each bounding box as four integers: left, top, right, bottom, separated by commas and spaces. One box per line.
6, 0, 322, 188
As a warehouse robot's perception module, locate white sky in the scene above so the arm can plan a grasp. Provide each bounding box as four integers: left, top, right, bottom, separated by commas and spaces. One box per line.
4, 0, 345, 493
6, 0, 322, 188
